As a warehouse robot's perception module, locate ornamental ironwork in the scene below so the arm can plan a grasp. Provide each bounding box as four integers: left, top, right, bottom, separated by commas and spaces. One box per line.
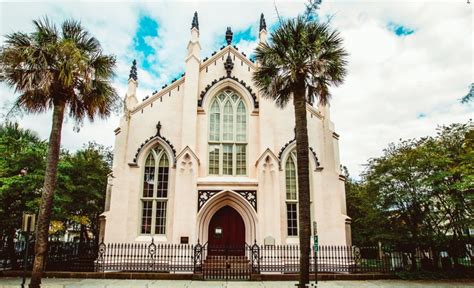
193, 240, 204, 273
197, 190, 257, 212
147, 239, 157, 270
250, 240, 260, 273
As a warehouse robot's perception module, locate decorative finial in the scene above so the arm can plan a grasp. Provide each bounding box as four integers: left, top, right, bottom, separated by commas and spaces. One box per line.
224, 53, 234, 77
260, 13, 267, 31
191, 11, 199, 30
129, 59, 137, 81
225, 27, 233, 45
156, 121, 162, 136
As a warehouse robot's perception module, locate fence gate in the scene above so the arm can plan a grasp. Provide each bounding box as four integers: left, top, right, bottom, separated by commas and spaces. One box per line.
200, 244, 255, 280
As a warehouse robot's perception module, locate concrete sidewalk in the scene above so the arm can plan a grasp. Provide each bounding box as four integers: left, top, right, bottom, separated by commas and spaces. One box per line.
0, 278, 473, 288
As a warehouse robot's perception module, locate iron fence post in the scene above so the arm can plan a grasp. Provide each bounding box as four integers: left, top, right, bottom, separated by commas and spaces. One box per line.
251, 240, 260, 274
96, 241, 106, 272
193, 240, 202, 273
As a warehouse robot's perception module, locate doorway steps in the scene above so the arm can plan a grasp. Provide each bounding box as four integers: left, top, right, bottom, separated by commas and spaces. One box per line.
202, 255, 251, 280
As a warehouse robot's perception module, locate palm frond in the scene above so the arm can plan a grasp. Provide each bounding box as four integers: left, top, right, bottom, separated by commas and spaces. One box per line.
0, 17, 119, 120
253, 16, 348, 107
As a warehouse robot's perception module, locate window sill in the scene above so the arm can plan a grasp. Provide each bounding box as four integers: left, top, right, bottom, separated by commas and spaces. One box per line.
135, 235, 168, 243
286, 237, 299, 245
197, 176, 258, 188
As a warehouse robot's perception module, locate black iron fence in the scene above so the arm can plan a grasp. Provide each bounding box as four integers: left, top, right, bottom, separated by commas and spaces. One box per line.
2, 240, 473, 275
0, 240, 97, 271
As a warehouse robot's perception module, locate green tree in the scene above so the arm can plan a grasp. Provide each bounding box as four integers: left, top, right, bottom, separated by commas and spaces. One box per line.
56, 142, 112, 244
0, 122, 46, 268
364, 139, 434, 268
343, 167, 389, 246
253, 17, 347, 286
356, 121, 473, 268
421, 122, 474, 265
0, 18, 118, 287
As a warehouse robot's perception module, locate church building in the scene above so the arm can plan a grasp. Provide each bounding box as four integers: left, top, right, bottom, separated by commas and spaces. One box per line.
101, 13, 351, 248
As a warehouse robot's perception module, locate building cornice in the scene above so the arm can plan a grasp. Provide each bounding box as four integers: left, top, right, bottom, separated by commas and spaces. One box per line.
200, 46, 255, 72
131, 77, 185, 114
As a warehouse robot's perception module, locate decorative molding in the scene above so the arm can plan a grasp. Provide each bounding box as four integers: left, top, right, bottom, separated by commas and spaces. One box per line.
255, 148, 279, 167
197, 190, 257, 212
191, 11, 199, 30
129, 60, 137, 81
200, 46, 255, 72
225, 27, 233, 45
224, 54, 234, 77
277, 139, 295, 161
131, 77, 185, 114
339, 174, 347, 182
129, 123, 177, 167
309, 147, 321, 168
277, 139, 321, 171
259, 13, 267, 31
332, 132, 340, 140
114, 127, 121, 135
177, 146, 200, 166
197, 76, 259, 109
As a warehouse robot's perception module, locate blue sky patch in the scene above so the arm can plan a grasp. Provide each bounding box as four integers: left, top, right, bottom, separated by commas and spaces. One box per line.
387, 22, 414, 36
233, 26, 257, 44
133, 15, 160, 70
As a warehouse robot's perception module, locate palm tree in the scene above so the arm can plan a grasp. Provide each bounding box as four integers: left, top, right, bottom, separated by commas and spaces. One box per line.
0, 18, 118, 288
253, 16, 347, 287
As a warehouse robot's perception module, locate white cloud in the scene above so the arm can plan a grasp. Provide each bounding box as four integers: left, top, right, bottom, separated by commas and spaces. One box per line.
0, 0, 472, 178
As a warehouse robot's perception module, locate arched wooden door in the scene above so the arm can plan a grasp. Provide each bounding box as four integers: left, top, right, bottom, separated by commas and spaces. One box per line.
208, 206, 245, 255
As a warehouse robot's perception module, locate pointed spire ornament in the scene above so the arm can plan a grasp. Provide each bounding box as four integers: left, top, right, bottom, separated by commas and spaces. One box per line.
225, 27, 233, 45
129, 59, 137, 81
259, 13, 267, 31
191, 11, 199, 30
224, 53, 234, 77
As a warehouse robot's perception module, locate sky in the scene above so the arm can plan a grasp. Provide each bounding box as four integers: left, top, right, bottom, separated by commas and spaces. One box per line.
0, 0, 472, 179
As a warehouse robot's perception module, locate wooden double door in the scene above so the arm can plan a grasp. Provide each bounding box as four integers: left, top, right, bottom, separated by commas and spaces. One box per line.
208, 206, 245, 256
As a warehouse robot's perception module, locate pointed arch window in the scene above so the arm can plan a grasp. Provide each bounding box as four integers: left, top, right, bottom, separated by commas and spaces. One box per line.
208, 90, 247, 176
141, 146, 169, 235
285, 151, 298, 236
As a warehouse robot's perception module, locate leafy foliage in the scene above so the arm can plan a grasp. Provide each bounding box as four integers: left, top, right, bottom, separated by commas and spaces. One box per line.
347, 121, 474, 258
0, 123, 111, 242
0, 122, 46, 238
55, 142, 112, 242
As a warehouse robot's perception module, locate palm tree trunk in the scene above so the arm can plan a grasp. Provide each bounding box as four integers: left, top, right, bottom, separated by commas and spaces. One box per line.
293, 80, 311, 288
29, 102, 65, 288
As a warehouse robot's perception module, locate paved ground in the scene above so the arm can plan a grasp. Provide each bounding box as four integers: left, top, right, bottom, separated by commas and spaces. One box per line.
0, 278, 473, 288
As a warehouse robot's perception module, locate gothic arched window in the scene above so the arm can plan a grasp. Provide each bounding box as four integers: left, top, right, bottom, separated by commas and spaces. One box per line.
208, 90, 247, 176
285, 151, 298, 236
141, 146, 169, 235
